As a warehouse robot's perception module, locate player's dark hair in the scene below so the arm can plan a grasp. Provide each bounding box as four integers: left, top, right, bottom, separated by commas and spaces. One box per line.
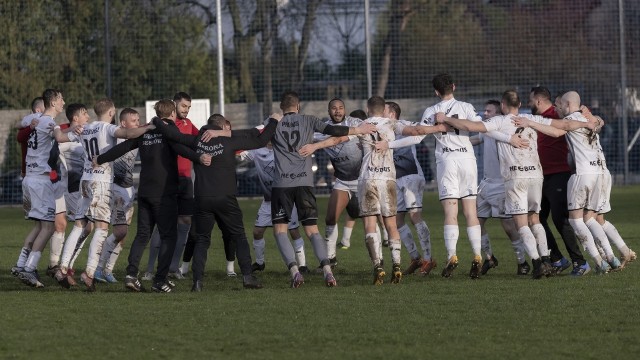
174, 91, 192, 102
349, 109, 367, 120
94, 98, 115, 116
530, 86, 551, 102
42, 89, 63, 109
432, 73, 454, 96
31, 97, 44, 112
280, 91, 300, 110
119, 107, 139, 122
501, 90, 521, 109
207, 113, 227, 128
65, 103, 87, 123
328, 98, 344, 110
154, 99, 176, 119
486, 99, 501, 108
367, 96, 386, 115
385, 101, 401, 119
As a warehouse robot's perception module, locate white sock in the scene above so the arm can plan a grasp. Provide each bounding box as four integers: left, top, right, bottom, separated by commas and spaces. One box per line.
390, 239, 401, 265
24, 251, 42, 272
16, 247, 31, 268
59, 226, 83, 270
85, 228, 109, 278
98, 234, 117, 269
467, 225, 481, 257
398, 224, 420, 260
595, 242, 607, 259
325, 224, 338, 259
69, 232, 89, 269
341, 226, 353, 246
253, 238, 266, 265
49, 231, 65, 267
568, 218, 603, 263
226, 260, 235, 274
518, 226, 540, 260
530, 224, 549, 257
105, 242, 123, 273
180, 261, 190, 275
511, 237, 526, 263
365, 232, 381, 266
293, 237, 306, 267
481, 233, 493, 259
443, 225, 459, 261
415, 221, 431, 260
289, 264, 299, 277
586, 218, 614, 260
602, 221, 630, 257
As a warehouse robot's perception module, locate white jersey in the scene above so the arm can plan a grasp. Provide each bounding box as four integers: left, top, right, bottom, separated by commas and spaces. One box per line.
68, 121, 119, 183
394, 120, 423, 179
241, 147, 276, 200
555, 112, 607, 175
421, 97, 480, 163
359, 116, 403, 181
58, 141, 85, 193
479, 133, 501, 181
25, 115, 57, 176
20, 112, 42, 128
483, 113, 543, 181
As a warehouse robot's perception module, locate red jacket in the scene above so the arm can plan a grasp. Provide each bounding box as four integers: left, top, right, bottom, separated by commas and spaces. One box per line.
537, 106, 571, 175
174, 118, 199, 177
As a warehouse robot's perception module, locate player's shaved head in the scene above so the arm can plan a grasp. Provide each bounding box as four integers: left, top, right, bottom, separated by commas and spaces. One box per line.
561, 91, 581, 113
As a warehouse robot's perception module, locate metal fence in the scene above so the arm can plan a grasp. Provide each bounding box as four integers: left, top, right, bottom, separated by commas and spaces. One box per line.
1, 0, 639, 204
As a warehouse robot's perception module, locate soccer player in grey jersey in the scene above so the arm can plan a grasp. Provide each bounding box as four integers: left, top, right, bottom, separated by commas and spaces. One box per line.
270, 91, 376, 288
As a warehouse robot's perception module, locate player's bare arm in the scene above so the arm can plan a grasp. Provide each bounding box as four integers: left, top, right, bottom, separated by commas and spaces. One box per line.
114, 123, 155, 139
512, 116, 566, 138
348, 122, 376, 135
298, 136, 347, 157
399, 123, 447, 136
437, 112, 487, 133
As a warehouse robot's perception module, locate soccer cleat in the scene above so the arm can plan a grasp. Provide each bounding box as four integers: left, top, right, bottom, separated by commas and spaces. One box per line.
191, 280, 203, 292
373, 266, 386, 286
570, 262, 591, 276
629, 249, 637, 262
403, 258, 424, 275
141, 272, 154, 281
67, 269, 78, 287
329, 257, 338, 268
480, 255, 498, 275
54, 269, 71, 289
608, 257, 622, 272
595, 260, 611, 275
46, 265, 60, 278
291, 272, 304, 288
382, 239, 389, 247
419, 259, 437, 276
251, 262, 265, 272
541, 256, 554, 277
243, 274, 263, 289
531, 259, 546, 279
325, 273, 337, 287
441, 255, 459, 278
18, 270, 45, 288
11, 266, 24, 277
391, 264, 402, 284
125, 275, 145, 292
298, 265, 310, 274
151, 280, 173, 293
80, 272, 96, 292
517, 261, 531, 275
94, 268, 107, 283
168, 271, 186, 280
550, 257, 571, 275
103, 272, 118, 283
469, 256, 482, 279
337, 242, 350, 250
227, 270, 237, 277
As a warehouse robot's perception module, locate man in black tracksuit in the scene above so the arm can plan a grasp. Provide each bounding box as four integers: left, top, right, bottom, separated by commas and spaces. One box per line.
96, 99, 208, 293
154, 113, 280, 291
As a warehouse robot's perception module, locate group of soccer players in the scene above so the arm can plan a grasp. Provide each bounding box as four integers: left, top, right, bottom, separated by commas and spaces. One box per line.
11, 73, 636, 292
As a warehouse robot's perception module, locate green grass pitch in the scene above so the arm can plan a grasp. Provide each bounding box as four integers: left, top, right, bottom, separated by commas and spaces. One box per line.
1, 186, 639, 359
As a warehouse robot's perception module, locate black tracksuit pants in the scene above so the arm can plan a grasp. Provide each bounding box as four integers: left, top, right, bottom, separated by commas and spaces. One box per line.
192, 195, 252, 281
127, 195, 178, 282
540, 172, 586, 265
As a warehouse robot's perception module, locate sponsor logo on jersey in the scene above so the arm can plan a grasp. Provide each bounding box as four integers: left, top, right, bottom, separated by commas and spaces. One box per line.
509, 165, 537, 172
281, 171, 307, 179
367, 166, 391, 173
442, 147, 468, 153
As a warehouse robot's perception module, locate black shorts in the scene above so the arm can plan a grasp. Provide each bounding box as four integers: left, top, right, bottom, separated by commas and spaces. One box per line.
346, 191, 361, 219
271, 186, 318, 226
177, 176, 195, 216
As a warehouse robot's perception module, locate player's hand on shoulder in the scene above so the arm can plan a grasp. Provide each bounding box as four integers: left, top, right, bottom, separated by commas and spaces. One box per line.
30, 118, 39, 129
270, 113, 283, 122
298, 144, 315, 157
509, 134, 530, 149
435, 112, 446, 123
357, 122, 376, 135
511, 116, 530, 128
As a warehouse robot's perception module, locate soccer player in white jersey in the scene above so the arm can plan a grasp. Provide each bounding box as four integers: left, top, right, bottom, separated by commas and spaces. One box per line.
55, 99, 152, 291
239, 141, 308, 273
13, 89, 80, 287
94, 108, 141, 283
513, 91, 624, 273
379, 102, 437, 277
472, 100, 530, 275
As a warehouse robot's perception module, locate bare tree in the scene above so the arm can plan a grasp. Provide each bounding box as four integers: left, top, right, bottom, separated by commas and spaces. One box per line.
259, 0, 279, 115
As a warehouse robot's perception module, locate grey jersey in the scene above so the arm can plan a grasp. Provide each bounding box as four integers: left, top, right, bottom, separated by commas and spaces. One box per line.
314, 116, 363, 182
58, 141, 85, 193
112, 138, 139, 188
393, 120, 423, 179
243, 147, 276, 200
273, 113, 328, 188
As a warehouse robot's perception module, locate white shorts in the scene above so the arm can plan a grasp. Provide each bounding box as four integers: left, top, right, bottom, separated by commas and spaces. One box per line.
22, 175, 56, 221
54, 181, 66, 214
396, 174, 425, 212
358, 179, 398, 217
65, 191, 81, 221
598, 171, 612, 214
255, 200, 299, 229
476, 180, 509, 219
505, 178, 543, 215
333, 178, 358, 194
436, 158, 478, 200
77, 180, 113, 223
567, 173, 609, 213
110, 184, 136, 225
